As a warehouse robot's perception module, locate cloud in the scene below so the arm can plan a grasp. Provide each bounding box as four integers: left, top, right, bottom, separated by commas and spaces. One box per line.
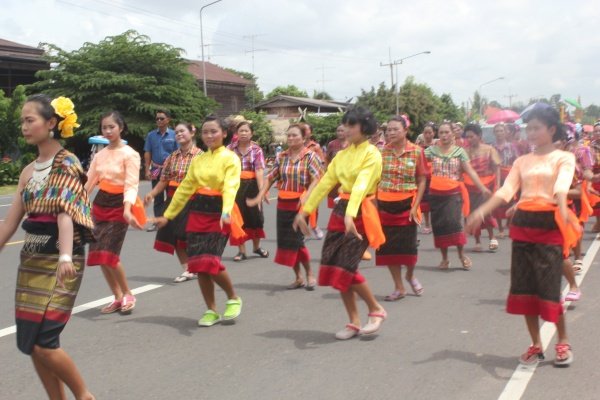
1, 0, 599, 108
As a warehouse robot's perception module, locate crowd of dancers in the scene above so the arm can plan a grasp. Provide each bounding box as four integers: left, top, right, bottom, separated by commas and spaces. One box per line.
1, 93, 597, 399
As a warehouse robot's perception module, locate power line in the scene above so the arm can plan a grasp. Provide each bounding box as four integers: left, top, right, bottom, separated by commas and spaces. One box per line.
316, 64, 334, 93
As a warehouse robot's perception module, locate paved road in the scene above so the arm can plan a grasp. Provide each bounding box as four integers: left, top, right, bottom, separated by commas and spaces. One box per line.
1, 184, 599, 399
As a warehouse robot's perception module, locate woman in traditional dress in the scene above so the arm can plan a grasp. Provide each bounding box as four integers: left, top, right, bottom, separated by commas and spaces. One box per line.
416, 122, 437, 234
144, 122, 202, 282
464, 123, 501, 252
588, 122, 600, 231
86, 111, 144, 314
425, 122, 490, 270
466, 105, 577, 366
155, 116, 243, 327
376, 116, 427, 301
227, 121, 269, 261
249, 124, 324, 289
294, 107, 387, 340
491, 123, 521, 238
0, 94, 95, 399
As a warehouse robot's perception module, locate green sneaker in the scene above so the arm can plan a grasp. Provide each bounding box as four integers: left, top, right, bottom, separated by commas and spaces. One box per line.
223, 297, 243, 321
198, 310, 221, 327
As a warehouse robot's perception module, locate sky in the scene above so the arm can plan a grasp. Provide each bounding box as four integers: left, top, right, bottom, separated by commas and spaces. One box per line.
2, 0, 600, 109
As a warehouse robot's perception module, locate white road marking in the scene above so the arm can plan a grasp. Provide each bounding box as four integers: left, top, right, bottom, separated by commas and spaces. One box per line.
0, 284, 163, 339
0, 204, 11, 207
498, 234, 600, 400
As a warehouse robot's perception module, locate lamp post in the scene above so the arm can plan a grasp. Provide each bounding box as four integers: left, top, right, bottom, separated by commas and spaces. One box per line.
393, 51, 431, 115
200, 0, 223, 96
478, 76, 504, 120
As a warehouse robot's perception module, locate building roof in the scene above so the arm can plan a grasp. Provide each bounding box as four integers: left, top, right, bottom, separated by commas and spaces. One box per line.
0, 38, 45, 63
254, 95, 348, 111
186, 60, 251, 86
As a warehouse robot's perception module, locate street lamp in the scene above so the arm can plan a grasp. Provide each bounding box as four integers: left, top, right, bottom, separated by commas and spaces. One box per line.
478, 76, 504, 120
200, 0, 223, 96
393, 51, 431, 115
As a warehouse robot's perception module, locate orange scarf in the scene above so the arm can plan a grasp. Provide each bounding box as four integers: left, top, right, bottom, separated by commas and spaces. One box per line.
429, 176, 470, 217
196, 188, 245, 239
579, 180, 594, 223
339, 193, 386, 250
376, 190, 421, 224
517, 199, 582, 258
98, 180, 147, 226
463, 173, 497, 191
240, 171, 257, 179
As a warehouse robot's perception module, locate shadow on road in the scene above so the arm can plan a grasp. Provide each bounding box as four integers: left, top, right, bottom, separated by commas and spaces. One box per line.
115, 315, 199, 336
236, 282, 287, 296
413, 349, 516, 380
256, 329, 338, 350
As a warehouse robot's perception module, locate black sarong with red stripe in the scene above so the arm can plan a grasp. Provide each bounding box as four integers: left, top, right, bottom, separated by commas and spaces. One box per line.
274, 196, 310, 267
87, 190, 128, 268
375, 197, 418, 266
230, 178, 265, 245
154, 185, 191, 254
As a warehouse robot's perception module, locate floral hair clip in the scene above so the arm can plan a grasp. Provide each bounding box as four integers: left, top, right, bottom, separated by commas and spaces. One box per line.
400, 114, 411, 129
50, 96, 80, 138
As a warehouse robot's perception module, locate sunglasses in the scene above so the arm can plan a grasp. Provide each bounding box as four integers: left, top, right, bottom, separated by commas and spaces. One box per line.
156, 117, 166, 121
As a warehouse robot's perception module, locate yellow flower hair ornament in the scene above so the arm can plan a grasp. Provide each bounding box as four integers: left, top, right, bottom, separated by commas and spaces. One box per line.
51, 96, 80, 138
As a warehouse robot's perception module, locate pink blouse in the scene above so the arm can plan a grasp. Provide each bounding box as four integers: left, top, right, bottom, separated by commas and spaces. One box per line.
86, 145, 141, 204
495, 150, 575, 205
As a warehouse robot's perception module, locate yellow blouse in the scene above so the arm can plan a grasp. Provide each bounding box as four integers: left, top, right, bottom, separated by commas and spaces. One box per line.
164, 146, 241, 219
303, 140, 382, 217
495, 150, 575, 205
86, 145, 140, 205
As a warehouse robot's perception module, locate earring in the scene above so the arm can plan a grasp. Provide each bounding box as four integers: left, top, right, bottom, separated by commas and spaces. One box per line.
49, 130, 54, 138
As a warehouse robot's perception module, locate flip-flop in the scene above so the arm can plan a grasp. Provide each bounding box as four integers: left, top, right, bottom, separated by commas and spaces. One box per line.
572, 260, 583, 275
438, 260, 450, 270
406, 278, 424, 296
565, 290, 581, 302
120, 294, 136, 314
489, 239, 499, 252
384, 290, 406, 301
554, 343, 574, 367
305, 279, 317, 291
233, 252, 247, 262
101, 300, 121, 314
461, 257, 472, 270
287, 281, 306, 290
253, 248, 269, 258
173, 271, 197, 283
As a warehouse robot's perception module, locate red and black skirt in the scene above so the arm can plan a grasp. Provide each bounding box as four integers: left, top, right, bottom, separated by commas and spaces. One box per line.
429, 190, 466, 248
419, 177, 431, 213
230, 178, 265, 245
274, 196, 310, 267
507, 209, 564, 323
468, 181, 498, 235
592, 166, 600, 216
87, 190, 128, 268
154, 186, 191, 254
375, 197, 418, 266
318, 199, 368, 292
185, 194, 230, 275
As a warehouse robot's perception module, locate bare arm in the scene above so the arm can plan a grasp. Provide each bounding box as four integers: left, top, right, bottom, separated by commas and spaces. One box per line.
144, 151, 151, 180
0, 191, 25, 251
144, 180, 169, 205
247, 176, 274, 207
56, 213, 76, 287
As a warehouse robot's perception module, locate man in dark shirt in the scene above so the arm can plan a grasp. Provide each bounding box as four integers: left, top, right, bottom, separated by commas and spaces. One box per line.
144, 110, 178, 227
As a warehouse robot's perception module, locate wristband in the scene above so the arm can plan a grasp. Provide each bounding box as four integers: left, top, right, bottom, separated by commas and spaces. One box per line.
58, 254, 72, 264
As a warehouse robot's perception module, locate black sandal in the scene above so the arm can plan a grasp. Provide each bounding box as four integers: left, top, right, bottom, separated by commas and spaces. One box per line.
253, 248, 269, 258
233, 252, 247, 262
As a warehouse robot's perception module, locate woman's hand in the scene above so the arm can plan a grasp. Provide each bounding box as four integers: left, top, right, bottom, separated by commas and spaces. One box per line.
143, 193, 154, 206
124, 210, 143, 230
246, 195, 262, 208
57, 261, 76, 288
409, 205, 421, 225
293, 212, 311, 236
154, 216, 169, 229
465, 210, 484, 235
344, 215, 363, 240
220, 214, 231, 230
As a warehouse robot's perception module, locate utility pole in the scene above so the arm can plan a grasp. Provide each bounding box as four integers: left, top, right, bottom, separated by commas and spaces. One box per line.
200, 0, 222, 96
504, 93, 518, 108
243, 34, 267, 107
316, 64, 333, 94
379, 47, 395, 89
381, 51, 431, 115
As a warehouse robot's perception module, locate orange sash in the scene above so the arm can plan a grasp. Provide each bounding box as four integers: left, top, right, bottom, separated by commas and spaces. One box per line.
280, 190, 318, 229
579, 181, 594, 223
429, 176, 470, 217
240, 171, 257, 179
463, 173, 497, 191
376, 190, 421, 224
196, 188, 245, 239
517, 200, 582, 258
168, 180, 180, 187
339, 193, 386, 250
98, 180, 147, 226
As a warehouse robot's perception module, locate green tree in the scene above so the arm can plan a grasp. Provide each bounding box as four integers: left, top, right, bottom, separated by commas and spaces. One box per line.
304, 113, 343, 145
0, 85, 27, 157
225, 67, 264, 107
266, 85, 308, 99
584, 104, 600, 122
313, 90, 333, 100
29, 30, 217, 139
356, 82, 396, 123
438, 93, 463, 123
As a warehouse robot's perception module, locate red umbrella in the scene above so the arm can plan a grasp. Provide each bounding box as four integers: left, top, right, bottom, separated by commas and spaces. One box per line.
486, 109, 520, 124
